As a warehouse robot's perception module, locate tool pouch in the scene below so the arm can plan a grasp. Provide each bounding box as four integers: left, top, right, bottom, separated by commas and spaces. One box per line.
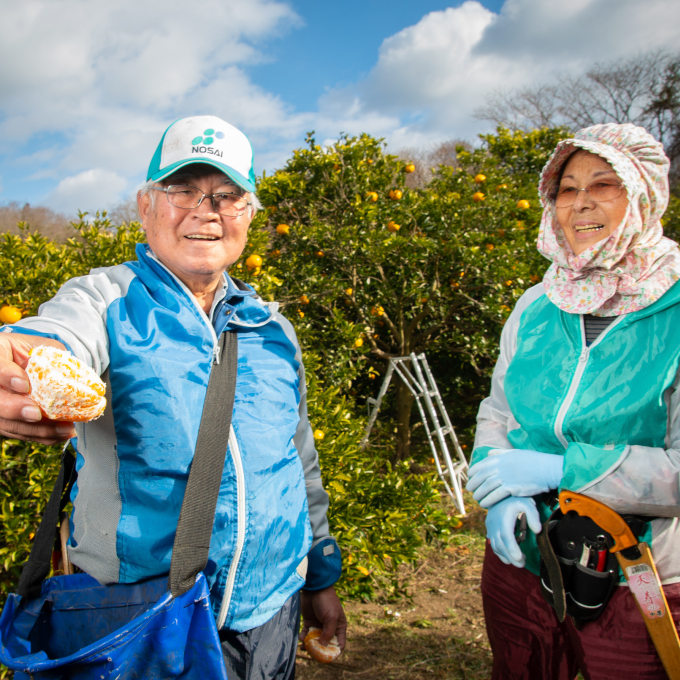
537, 506, 621, 626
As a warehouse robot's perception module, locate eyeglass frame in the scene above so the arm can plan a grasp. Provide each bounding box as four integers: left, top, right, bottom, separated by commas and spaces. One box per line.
151, 184, 252, 217
553, 179, 626, 208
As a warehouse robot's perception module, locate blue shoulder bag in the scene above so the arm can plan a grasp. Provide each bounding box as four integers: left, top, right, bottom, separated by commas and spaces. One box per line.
0, 331, 237, 679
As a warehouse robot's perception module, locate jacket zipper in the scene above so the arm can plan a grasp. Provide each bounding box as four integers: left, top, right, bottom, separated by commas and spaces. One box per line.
148, 251, 245, 620
553, 315, 624, 449
217, 426, 247, 629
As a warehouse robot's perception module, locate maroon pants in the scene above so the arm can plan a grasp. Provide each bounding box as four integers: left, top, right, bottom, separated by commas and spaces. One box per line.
481, 542, 680, 679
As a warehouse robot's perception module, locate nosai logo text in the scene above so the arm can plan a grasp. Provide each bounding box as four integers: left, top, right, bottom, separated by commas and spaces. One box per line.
191, 128, 225, 157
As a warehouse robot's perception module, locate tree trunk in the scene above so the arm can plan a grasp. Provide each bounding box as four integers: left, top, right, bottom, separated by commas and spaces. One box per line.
394, 378, 415, 461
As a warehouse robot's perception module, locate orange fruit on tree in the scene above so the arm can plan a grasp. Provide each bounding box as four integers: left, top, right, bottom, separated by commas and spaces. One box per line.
486, 243, 494, 251
371, 305, 385, 316
276, 224, 290, 235
517, 199, 530, 209
472, 192, 485, 202
388, 189, 403, 200
474, 174, 486, 184
354, 338, 364, 348
316, 251, 324, 258
0, 306, 22, 324
245, 254, 262, 270
496, 183, 508, 191
299, 294, 310, 305
298, 310, 305, 318
404, 163, 415, 173
386, 221, 400, 232
367, 159, 374, 165
345, 288, 353, 296
313, 430, 325, 441
365, 191, 378, 202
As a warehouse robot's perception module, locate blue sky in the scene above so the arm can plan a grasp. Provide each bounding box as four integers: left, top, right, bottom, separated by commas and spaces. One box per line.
252, 0, 504, 111
0, 0, 677, 215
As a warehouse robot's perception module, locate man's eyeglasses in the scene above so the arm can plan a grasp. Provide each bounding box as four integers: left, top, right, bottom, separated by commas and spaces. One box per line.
554, 180, 625, 208
153, 185, 251, 217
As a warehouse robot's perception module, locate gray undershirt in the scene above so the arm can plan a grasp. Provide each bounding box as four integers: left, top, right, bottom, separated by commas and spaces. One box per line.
583, 314, 616, 346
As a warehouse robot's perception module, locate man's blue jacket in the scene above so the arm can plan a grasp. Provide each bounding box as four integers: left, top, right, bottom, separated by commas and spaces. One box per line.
5, 244, 341, 632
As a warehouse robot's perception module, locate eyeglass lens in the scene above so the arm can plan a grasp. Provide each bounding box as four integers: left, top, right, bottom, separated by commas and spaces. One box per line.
166, 185, 248, 215
555, 181, 623, 208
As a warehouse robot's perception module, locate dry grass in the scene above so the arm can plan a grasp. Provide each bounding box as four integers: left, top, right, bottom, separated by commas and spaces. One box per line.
297, 501, 491, 680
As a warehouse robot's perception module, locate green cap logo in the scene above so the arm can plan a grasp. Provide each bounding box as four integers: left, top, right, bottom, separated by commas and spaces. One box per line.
191, 128, 225, 146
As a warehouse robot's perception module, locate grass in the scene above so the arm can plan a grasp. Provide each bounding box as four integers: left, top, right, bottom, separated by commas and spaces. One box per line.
296, 497, 492, 679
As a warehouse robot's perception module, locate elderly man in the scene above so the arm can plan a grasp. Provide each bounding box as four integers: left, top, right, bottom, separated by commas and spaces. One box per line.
0, 115, 345, 678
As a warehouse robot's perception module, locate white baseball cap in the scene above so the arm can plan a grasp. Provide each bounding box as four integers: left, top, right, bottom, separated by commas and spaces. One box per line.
147, 115, 256, 192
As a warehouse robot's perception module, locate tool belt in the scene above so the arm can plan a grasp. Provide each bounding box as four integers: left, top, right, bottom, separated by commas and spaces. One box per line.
537, 500, 649, 626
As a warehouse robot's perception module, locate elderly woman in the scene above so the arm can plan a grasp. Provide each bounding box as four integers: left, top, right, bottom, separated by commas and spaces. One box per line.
467, 123, 680, 679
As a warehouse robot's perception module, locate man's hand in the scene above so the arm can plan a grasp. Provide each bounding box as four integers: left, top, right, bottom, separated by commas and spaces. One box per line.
0, 333, 75, 444
299, 585, 347, 652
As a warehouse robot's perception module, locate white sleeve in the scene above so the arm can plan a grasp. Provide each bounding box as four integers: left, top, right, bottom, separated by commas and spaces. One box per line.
473, 284, 545, 456
570, 365, 680, 518
3, 265, 135, 375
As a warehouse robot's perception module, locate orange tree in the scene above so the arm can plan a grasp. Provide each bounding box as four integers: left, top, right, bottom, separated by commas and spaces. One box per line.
0, 216, 453, 604
254, 128, 570, 460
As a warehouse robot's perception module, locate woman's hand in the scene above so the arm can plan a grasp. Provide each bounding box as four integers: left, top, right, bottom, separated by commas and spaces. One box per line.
485, 496, 542, 568
467, 449, 564, 508
0, 333, 75, 444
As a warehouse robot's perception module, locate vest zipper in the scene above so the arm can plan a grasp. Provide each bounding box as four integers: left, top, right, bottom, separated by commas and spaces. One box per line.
217, 426, 247, 629
553, 314, 624, 449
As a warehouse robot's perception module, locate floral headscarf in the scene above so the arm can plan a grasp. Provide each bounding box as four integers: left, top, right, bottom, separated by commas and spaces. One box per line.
537, 123, 680, 317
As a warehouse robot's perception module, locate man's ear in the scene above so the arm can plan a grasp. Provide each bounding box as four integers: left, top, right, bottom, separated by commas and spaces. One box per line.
137, 190, 151, 229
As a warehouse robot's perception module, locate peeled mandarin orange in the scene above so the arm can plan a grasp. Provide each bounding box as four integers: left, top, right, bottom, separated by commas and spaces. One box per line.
304, 628, 341, 664
26, 347, 106, 422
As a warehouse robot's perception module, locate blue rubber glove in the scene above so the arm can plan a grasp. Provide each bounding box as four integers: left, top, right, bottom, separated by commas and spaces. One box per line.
466, 449, 564, 509
486, 496, 542, 568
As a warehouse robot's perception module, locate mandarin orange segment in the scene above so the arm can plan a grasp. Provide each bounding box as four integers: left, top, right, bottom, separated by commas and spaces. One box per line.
26, 347, 106, 422
304, 627, 341, 664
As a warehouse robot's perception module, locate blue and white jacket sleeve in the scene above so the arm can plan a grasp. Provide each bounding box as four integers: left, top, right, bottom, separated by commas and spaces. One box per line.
272, 311, 341, 590
0, 266, 132, 371
290, 344, 342, 591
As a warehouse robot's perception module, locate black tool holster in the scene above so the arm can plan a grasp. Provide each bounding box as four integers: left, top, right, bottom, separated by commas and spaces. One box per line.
537, 502, 647, 628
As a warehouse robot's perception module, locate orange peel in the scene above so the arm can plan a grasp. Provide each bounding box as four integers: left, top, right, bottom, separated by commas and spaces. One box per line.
304, 627, 341, 664
26, 347, 106, 422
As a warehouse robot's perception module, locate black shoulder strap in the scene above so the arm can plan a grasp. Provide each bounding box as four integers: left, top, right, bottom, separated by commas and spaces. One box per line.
17, 447, 77, 600
17, 331, 238, 601
229, 276, 251, 293
169, 330, 237, 596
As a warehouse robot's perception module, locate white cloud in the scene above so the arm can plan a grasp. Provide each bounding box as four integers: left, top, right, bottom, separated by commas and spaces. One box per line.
0, 0, 303, 209
316, 0, 680, 149
43, 169, 128, 214
1, 0, 679, 213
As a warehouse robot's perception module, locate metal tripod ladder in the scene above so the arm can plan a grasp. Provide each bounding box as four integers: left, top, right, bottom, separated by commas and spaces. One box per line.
360, 353, 468, 515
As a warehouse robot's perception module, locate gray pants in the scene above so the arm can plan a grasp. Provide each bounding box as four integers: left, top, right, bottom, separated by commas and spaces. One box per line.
219, 592, 301, 680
